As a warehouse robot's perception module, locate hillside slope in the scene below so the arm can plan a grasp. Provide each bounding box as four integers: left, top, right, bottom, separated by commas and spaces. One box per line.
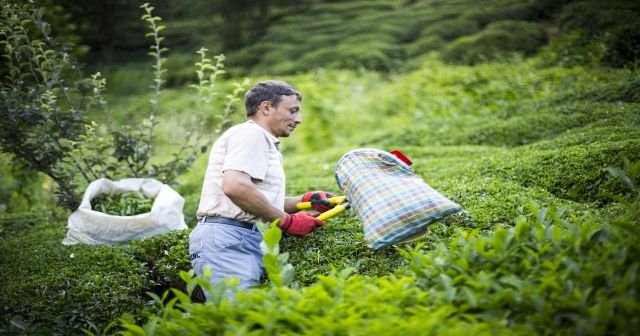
1, 0, 640, 334
2, 56, 639, 334
100, 0, 640, 93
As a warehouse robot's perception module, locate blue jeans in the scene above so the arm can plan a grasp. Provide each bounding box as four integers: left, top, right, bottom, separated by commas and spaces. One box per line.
189, 220, 264, 299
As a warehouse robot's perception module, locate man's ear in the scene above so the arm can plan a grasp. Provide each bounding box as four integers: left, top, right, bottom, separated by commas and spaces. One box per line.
259, 101, 271, 115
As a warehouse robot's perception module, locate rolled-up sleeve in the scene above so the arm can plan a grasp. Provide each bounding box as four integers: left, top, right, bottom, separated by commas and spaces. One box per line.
222, 128, 269, 181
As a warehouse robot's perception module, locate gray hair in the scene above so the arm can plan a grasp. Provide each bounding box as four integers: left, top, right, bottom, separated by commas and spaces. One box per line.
244, 80, 302, 117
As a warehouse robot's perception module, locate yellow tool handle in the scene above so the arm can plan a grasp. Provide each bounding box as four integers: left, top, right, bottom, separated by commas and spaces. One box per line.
296, 196, 347, 210
316, 203, 350, 221
296, 202, 311, 210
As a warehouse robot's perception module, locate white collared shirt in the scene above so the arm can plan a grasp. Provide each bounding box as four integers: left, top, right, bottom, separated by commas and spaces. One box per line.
196, 120, 285, 223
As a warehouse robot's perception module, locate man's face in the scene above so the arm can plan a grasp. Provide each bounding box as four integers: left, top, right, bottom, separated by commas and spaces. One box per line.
266, 95, 302, 137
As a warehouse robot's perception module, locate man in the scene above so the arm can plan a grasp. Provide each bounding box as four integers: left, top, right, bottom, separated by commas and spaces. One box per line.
189, 80, 335, 297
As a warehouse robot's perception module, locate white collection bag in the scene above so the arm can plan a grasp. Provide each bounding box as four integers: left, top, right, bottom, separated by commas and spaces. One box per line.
63, 178, 187, 245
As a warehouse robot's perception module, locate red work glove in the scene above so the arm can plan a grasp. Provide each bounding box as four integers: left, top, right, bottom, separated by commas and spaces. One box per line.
279, 212, 324, 236
302, 191, 336, 212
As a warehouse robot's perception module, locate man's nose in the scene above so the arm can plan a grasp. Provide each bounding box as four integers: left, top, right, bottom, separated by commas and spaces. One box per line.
294, 113, 302, 124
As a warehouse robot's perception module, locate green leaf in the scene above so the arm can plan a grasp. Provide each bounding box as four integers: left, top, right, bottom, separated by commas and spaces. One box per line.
514, 216, 529, 239
245, 311, 270, 327
281, 264, 295, 286
338, 267, 355, 279
118, 318, 147, 336
9, 319, 27, 330
607, 167, 635, 191
143, 318, 159, 336
599, 191, 631, 207
551, 225, 563, 244
491, 227, 510, 251
262, 222, 282, 251
622, 262, 640, 292
147, 292, 164, 307
170, 288, 191, 305
499, 274, 523, 290
438, 274, 456, 302
629, 159, 640, 180
537, 207, 548, 225
462, 287, 477, 308
35, 7, 46, 19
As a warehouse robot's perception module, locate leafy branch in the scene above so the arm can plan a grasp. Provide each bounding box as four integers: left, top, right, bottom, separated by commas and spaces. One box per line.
0, 3, 104, 208
0, 2, 247, 209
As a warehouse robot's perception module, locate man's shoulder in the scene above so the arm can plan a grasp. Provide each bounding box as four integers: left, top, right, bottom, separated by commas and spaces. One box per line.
219, 122, 257, 138
220, 122, 270, 146
226, 121, 263, 134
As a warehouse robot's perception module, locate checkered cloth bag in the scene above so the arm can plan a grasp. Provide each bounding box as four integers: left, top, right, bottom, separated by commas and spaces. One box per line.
335, 148, 462, 249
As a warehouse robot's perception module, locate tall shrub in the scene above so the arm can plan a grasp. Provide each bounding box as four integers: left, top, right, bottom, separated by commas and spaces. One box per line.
0, 1, 245, 210
0, 2, 96, 209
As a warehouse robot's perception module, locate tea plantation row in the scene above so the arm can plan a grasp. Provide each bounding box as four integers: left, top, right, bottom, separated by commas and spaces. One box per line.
1, 58, 639, 334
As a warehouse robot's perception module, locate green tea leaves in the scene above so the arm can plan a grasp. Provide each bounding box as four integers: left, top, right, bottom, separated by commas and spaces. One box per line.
260, 220, 295, 288
90, 192, 153, 216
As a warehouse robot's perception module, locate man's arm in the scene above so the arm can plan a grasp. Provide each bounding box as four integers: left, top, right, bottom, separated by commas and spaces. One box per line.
284, 191, 338, 214
222, 170, 323, 236
222, 170, 284, 222
284, 196, 302, 214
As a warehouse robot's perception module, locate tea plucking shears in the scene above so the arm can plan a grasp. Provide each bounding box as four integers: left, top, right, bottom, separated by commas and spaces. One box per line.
296, 195, 350, 221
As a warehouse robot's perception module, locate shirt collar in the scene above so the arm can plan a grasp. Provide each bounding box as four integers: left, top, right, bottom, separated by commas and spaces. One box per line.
246, 120, 281, 150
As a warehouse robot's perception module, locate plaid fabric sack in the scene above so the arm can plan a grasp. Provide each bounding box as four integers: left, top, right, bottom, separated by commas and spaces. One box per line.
335, 148, 462, 249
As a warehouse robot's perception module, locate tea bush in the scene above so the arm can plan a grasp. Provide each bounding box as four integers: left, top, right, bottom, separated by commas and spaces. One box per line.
466, 1, 537, 26
280, 217, 408, 286
223, 0, 553, 74
0, 211, 151, 334
557, 0, 639, 36
399, 202, 640, 335
128, 230, 191, 295
501, 140, 640, 203
2, 17, 640, 334
544, 0, 640, 68
0, 154, 52, 212
603, 21, 640, 68
352, 61, 635, 150
47, 0, 640, 83
117, 197, 640, 335
0, 211, 195, 335
406, 36, 445, 57
442, 20, 547, 65
584, 76, 640, 104
421, 17, 480, 42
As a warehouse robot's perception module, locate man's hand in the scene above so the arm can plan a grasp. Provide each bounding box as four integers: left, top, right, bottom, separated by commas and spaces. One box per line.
302, 191, 336, 212
279, 212, 324, 236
